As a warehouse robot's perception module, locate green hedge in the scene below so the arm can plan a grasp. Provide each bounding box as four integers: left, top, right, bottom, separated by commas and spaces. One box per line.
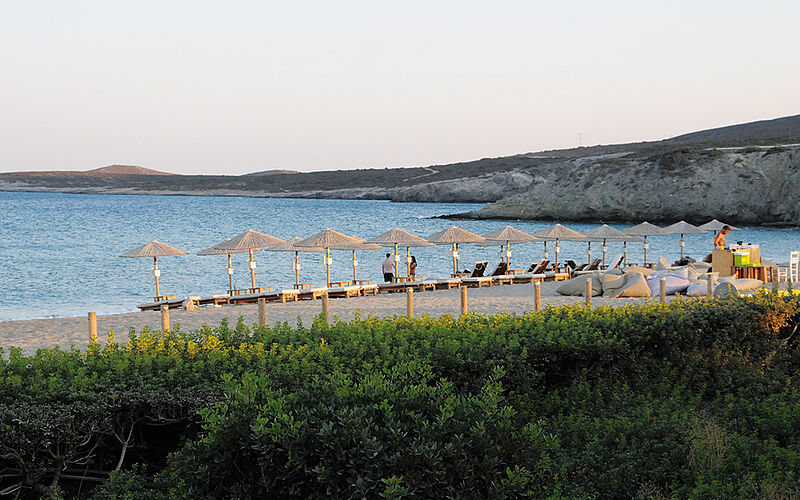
1, 294, 799, 499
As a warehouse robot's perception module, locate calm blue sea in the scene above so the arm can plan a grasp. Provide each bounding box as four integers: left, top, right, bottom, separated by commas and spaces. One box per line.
2, 191, 800, 321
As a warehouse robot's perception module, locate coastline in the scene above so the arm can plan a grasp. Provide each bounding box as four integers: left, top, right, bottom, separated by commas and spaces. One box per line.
0, 282, 671, 353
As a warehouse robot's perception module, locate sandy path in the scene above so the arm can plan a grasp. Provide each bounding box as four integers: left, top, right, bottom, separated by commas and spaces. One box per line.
0, 282, 665, 353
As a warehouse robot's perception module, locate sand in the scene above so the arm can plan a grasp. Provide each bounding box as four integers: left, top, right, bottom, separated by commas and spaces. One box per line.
0, 282, 674, 354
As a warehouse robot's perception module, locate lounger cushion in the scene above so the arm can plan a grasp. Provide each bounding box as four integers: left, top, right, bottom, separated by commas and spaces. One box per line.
624, 266, 655, 275
644, 268, 691, 295
721, 278, 762, 290
608, 272, 652, 298
556, 275, 602, 296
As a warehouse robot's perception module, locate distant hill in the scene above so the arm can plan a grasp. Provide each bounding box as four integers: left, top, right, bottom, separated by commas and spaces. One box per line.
242, 169, 300, 176
9, 165, 173, 177
667, 114, 800, 146
87, 165, 174, 176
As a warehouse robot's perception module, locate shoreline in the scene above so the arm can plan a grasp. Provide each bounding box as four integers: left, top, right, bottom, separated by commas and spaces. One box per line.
0, 282, 676, 353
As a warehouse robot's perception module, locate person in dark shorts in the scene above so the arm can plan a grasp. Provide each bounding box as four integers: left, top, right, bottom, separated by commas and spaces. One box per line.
382, 253, 394, 282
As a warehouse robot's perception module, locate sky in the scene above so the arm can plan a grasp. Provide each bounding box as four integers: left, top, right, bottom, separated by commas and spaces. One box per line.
0, 1, 797, 175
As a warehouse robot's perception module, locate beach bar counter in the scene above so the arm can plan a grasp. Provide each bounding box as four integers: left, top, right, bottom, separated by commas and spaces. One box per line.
712, 244, 773, 282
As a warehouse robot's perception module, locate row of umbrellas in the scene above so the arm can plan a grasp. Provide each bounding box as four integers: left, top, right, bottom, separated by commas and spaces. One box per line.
120, 219, 737, 299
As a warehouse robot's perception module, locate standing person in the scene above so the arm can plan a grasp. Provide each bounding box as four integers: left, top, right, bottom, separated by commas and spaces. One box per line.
409, 255, 418, 277
382, 253, 394, 282
714, 225, 731, 249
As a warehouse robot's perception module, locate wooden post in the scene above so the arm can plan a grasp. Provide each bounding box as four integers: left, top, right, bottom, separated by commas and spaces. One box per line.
460, 285, 468, 316
161, 304, 170, 332
534, 281, 541, 312
153, 256, 161, 299
322, 292, 330, 324
249, 249, 256, 289
707, 275, 714, 297
406, 288, 414, 318
660, 277, 667, 303
258, 297, 266, 326
585, 277, 592, 307
88, 312, 97, 343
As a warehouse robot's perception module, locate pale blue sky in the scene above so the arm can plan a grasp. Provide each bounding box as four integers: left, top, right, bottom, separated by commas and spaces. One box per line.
1, 1, 797, 174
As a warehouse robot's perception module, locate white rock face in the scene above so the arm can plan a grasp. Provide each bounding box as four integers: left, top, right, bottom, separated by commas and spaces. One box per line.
463, 148, 800, 224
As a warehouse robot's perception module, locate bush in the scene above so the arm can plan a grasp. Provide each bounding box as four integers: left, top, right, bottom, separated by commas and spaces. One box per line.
0, 295, 798, 498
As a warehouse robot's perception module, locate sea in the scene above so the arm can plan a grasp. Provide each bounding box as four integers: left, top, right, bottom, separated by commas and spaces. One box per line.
2, 191, 800, 321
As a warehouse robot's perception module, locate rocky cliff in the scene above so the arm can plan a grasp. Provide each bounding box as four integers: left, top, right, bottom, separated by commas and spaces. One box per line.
456, 147, 800, 225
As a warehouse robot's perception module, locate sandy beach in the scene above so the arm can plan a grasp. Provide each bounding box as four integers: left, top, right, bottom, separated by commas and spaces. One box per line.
0, 282, 675, 353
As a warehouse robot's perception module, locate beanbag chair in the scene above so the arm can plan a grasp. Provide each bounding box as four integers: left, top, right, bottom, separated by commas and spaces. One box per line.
691, 262, 712, 271
730, 278, 763, 291
599, 273, 626, 296
645, 270, 691, 295
624, 266, 655, 275
607, 273, 652, 298
655, 257, 673, 270
685, 283, 708, 296
556, 274, 603, 296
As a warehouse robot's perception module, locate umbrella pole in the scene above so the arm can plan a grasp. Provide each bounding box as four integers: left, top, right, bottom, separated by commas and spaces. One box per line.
543, 241, 548, 259
623, 242, 628, 267
394, 243, 399, 278
587, 242, 592, 264
602, 239, 607, 268
153, 256, 160, 299
506, 240, 511, 269
555, 238, 560, 273
406, 246, 411, 276
326, 247, 331, 287
680, 234, 685, 260
295, 251, 300, 287
352, 249, 357, 282
643, 236, 648, 267
249, 249, 256, 289
227, 253, 233, 292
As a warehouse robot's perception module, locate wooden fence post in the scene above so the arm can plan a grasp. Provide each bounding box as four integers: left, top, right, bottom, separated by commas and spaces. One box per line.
660, 277, 667, 303
161, 305, 170, 332
460, 286, 468, 316
322, 293, 330, 324
88, 312, 97, 343
585, 277, 592, 307
258, 297, 266, 326
406, 288, 414, 318
534, 281, 541, 312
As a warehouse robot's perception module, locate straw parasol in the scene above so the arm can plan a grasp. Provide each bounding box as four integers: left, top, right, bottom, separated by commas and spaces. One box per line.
197, 239, 255, 292
662, 221, 708, 259
367, 228, 431, 278
480, 226, 538, 270
264, 237, 324, 288
582, 224, 642, 267
699, 219, 740, 236
624, 222, 667, 267
211, 230, 285, 290
120, 240, 188, 300
296, 229, 364, 286
531, 224, 587, 272
426, 226, 485, 276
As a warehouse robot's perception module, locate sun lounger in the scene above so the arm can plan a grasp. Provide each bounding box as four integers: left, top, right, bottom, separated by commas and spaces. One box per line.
526, 259, 550, 275
360, 284, 379, 295
489, 262, 509, 276
137, 297, 188, 311
198, 294, 229, 307
491, 274, 515, 285
511, 273, 546, 284
605, 254, 625, 270
228, 292, 268, 305
297, 287, 327, 300
326, 286, 362, 299
461, 276, 493, 288
455, 261, 488, 278
377, 282, 409, 293
264, 289, 299, 303
544, 271, 571, 281
408, 280, 437, 292
434, 278, 462, 290
573, 259, 603, 276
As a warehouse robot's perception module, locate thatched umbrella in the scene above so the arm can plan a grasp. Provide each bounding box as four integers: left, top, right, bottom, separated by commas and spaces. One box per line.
197, 239, 255, 292
263, 237, 324, 288
296, 229, 364, 286
582, 224, 642, 267
211, 230, 285, 290
426, 226, 485, 276
624, 222, 667, 267
699, 219, 740, 236
662, 221, 708, 259
480, 226, 538, 270
531, 224, 587, 272
367, 228, 431, 277
120, 240, 188, 300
